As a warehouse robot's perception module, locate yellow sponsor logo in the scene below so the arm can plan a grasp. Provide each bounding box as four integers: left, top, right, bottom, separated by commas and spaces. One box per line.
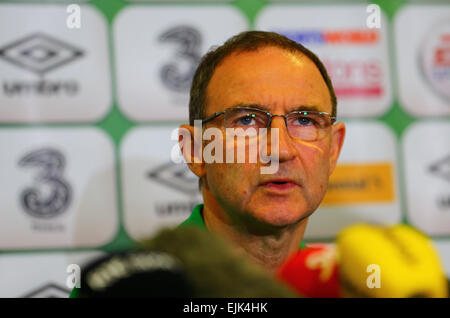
322, 163, 394, 205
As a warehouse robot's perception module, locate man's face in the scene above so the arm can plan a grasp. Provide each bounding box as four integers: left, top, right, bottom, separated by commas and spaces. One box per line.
192, 46, 345, 228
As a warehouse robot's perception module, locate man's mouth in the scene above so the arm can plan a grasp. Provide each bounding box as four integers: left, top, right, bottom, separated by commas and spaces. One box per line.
259, 179, 299, 191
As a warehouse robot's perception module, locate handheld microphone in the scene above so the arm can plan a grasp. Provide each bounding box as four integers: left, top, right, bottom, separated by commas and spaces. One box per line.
79, 249, 193, 297
337, 223, 448, 298
278, 224, 449, 298
277, 244, 340, 298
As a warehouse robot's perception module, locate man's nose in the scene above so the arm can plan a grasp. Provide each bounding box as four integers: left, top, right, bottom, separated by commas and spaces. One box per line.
269, 116, 296, 162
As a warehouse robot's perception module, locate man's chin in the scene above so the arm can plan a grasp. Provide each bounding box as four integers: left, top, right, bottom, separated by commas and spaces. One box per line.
243, 206, 311, 230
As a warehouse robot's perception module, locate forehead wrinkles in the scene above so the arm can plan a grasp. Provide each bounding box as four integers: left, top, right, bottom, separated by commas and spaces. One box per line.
205, 48, 331, 115
209, 49, 312, 90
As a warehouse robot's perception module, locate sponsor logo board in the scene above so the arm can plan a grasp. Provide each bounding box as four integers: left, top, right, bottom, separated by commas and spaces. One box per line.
0, 4, 111, 122
121, 126, 202, 240
403, 121, 450, 236
256, 5, 392, 118
305, 121, 401, 239
114, 6, 248, 121
0, 128, 118, 248
0, 252, 102, 298
395, 5, 450, 116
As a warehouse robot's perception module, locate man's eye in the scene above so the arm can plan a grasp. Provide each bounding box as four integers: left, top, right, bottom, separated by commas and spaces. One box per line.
294, 116, 313, 126
237, 115, 256, 126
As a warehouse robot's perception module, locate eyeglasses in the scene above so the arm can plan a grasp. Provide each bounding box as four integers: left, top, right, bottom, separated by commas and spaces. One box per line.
201, 106, 336, 141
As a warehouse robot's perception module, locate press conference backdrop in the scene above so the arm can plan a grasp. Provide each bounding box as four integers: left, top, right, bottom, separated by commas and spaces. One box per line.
0, 0, 449, 297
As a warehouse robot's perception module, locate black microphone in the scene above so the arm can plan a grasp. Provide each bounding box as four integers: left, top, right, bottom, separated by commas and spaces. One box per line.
79, 249, 193, 297
79, 226, 296, 298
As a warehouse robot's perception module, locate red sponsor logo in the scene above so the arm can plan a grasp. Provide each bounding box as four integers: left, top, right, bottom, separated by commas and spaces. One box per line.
435, 48, 450, 67
280, 29, 379, 45
324, 59, 383, 98
323, 30, 379, 45
421, 22, 450, 100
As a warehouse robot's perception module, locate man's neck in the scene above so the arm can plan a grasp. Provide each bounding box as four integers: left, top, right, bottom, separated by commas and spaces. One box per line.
202, 193, 308, 274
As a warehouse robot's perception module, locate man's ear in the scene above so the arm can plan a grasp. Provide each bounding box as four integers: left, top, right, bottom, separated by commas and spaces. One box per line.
328, 122, 346, 176
179, 124, 205, 179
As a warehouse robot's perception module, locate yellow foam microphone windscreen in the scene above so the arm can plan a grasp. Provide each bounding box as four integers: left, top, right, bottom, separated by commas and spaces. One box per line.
337, 223, 448, 298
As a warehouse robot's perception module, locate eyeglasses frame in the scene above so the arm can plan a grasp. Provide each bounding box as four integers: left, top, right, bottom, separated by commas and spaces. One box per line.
201, 106, 337, 131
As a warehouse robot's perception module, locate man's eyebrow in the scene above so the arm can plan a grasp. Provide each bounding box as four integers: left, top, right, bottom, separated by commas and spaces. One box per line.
290, 105, 321, 112
229, 103, 322, 112
229, 102, 266, 110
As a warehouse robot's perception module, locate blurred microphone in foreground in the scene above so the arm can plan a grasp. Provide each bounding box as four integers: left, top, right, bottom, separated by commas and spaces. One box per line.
277, 243, 341, 298
78, 226, 297, 298
278, 223, 449, 298
337, 224, 448, 298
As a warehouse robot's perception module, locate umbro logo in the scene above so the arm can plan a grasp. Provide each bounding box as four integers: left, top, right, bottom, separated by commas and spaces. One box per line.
22, 282, 71, 298
429, 154, 450, 183
147, 161, 200, 196
0, 32, 83, 76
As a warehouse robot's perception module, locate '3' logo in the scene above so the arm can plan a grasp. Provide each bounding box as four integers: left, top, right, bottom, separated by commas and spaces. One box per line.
18, 148, 72, 219
158, 26, 202, 92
